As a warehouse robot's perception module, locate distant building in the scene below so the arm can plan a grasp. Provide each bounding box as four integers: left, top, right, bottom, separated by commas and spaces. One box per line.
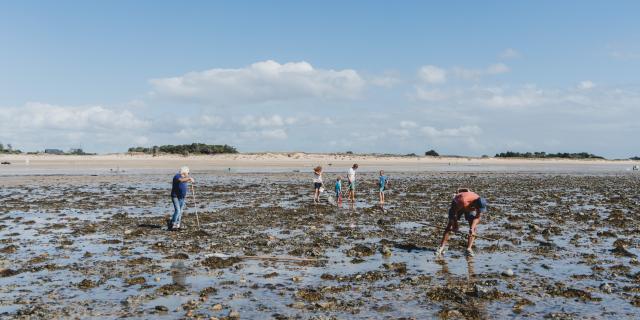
44, 149, 64, 155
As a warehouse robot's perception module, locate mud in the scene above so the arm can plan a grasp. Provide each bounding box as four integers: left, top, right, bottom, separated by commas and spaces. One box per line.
0, 170, 639, 318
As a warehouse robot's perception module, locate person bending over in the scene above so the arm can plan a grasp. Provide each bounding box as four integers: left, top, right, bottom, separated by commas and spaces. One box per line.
436, 188, 487, 257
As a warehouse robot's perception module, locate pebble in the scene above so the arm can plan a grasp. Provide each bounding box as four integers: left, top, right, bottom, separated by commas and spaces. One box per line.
380, 245, 392, 256
154, 277, 161, 282
154, 305, 168, 312
228, 310, 240, 319
502, 268, 515, 277
211, 304, 223, 311
474, 284, 490, 298
600, 283, 613, 294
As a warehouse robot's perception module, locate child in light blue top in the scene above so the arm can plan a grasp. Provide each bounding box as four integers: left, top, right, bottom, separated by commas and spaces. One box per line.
335, 176, 343, 207
378, 170, 389, 207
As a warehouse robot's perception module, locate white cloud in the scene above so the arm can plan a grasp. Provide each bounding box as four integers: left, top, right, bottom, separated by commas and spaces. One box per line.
150, 60, 365, 105
609, 50, 640, 60
420, 125, 483, 138
387, 128, 410, 137
133, 136, 150, 146
452, 63, 510, 80
400, 121, 418, 129
418, 65, 447, 84
0, 103, 151, 152
578, 80, 595, 90
239, 129, 288, 140
414, 87, 448, 101
236, 115, 296, 128
486, 63, 510, 74
499, 48, 521, 59
370, 75, 401, 87
0, 102, 150, 131
478, 86, 543, 108
199, 114, 224, 127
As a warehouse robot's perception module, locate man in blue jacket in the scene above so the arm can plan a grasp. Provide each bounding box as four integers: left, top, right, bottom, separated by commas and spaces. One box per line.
169, 166, 194, 230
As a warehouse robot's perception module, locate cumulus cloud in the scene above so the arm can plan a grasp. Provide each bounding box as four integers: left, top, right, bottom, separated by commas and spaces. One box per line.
238, 129, 288, 140
236, 115, 296, 128
452, 63, 510, 80
578, 80, 595, 90
400, 121, 418, 129
414, 87, 449, 101
477, 85, 544, 108
499, 48, 521, 59
0, 102, 149, 131
150, 60, 365, 105
418, 65, 447, 84
370, 75, 401, 87
0, 102, 151, 152
420, 125, 483, 138
609, 50, 640, 60
386, 128, 410, 138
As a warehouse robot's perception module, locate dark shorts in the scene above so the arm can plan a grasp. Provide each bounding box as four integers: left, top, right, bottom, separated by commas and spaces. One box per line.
314, 182, 322, 190
448, 210, 479, 222
448, 198, 486, 222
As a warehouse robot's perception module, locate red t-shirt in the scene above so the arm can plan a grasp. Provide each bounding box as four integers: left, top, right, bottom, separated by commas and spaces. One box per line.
453, 191, 480, 212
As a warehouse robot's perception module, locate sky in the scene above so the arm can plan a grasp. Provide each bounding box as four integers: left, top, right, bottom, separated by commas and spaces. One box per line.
1, 1, 639, 158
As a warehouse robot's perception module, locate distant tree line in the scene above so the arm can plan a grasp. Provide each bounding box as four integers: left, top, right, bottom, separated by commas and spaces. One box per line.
128, 143, 238, 155
0, 142, 21, 154
425, 149, 440, 156
495, 151, 604, 159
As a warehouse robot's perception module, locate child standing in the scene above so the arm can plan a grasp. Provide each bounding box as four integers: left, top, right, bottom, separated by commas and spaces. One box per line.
335, 176, 343, 207
378, 170, 389, 207
313, 166, 323, 204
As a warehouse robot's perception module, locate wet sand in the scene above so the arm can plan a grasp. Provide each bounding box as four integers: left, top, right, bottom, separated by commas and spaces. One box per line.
1, 160, 640, 319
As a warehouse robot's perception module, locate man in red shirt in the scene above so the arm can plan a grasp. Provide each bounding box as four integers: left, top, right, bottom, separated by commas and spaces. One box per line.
436, 188, 487, 257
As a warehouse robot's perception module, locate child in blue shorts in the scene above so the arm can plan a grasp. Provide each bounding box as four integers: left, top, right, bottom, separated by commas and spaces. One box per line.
335, 176, 343, 207
378, 170, 389, 207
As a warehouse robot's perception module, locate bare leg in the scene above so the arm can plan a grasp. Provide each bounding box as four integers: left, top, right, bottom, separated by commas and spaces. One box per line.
467, 218, 480, 250
439, 219, 458, 247
349, 190, 355, 209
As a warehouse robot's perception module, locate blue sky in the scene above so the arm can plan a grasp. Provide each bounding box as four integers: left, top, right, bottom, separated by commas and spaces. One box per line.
1, 1, 639, 157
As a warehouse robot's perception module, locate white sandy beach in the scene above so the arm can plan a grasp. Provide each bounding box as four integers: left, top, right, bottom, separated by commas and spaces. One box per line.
0, 153, 637, 175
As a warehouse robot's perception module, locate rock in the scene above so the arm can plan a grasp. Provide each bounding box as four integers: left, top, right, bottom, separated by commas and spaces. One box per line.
296, 288, 323, 301
199, 287, 218, 297
610, 244, 637, 258
211, 304, 223, 311
0, 245, 18, 254
290, 301, 305, 309
502, 268, 515, 277
0, 268, 19, 278
77, 279, 97, 289
382, 262, 407, 274
154, 305, 168, 312
202, 256, 242, 269
125, 277, 146, 286
474, 284, 490, 298
380, 245, 392, 256
164, 253, 189, 260
346, 244, 375, 257
228, 310, 240, 319
600, 283, 613, 294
